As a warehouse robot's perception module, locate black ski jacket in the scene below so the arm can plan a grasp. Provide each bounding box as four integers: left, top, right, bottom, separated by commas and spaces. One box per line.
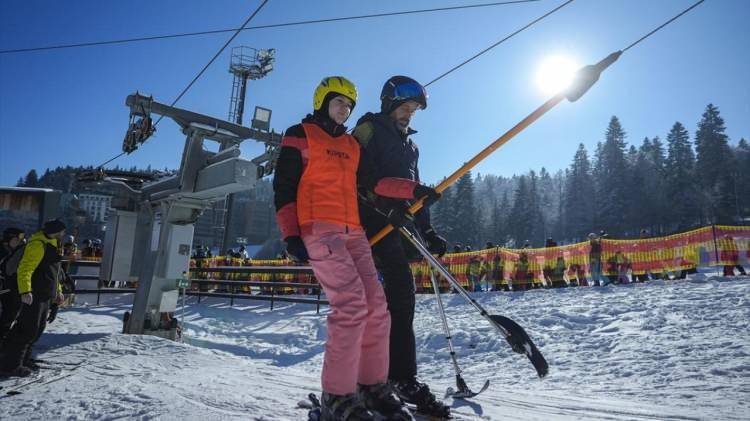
352, 112, 433, 236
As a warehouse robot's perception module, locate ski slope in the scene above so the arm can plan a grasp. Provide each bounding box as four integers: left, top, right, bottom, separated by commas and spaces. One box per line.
1, 272, 747, 420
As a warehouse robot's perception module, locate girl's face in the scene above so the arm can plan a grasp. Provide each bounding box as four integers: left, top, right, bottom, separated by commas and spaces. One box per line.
328, 95, 353, 125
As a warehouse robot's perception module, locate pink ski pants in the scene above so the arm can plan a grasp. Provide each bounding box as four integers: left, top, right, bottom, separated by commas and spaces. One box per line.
303, 229, 391, 395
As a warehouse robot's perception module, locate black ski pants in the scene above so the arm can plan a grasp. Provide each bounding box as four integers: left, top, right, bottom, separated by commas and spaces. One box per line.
371, 230, 417, 382
0, 289, 21, 344
0, 299, 49, 371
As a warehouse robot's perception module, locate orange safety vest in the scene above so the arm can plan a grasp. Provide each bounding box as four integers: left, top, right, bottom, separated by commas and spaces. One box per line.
297, 123, 361, 229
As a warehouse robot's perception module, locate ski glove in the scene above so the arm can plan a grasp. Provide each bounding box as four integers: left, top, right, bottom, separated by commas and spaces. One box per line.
422, 228, 447, 257
47, 303, 59, 324
20, 292, 33, 305
387, 204, 414, 228
285, 236, 309, 263
413, 184, 441, 208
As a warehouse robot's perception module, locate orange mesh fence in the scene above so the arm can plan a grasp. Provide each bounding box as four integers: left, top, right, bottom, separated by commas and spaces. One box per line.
187, 225, 749, 293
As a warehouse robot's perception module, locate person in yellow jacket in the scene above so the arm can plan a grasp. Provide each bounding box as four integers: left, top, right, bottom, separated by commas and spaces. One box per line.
0, 220, 66, 378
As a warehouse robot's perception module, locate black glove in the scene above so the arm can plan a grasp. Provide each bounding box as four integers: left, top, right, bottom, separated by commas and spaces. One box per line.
423, 227, 448, 257
386, 203, 414, 228
47, 303, 59, 323
413, 184, 441, 208
285, 236, 309, 262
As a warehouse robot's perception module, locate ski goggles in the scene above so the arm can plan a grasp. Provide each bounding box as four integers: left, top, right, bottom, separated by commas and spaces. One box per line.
390, 81, 428, 106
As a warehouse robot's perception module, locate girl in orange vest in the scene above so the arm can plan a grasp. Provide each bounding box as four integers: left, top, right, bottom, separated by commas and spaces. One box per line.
274, 76, 434, 420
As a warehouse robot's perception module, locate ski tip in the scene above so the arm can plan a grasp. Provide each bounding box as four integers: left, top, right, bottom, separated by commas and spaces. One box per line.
489, 314, 549, 378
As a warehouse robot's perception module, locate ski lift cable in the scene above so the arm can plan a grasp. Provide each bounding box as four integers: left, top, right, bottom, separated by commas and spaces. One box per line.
0, 1, 541, 55
425, 0, 575, 87
622, 0, 705, 52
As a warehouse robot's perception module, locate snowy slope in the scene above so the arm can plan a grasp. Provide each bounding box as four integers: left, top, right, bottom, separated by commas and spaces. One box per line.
1, 274, 748, 420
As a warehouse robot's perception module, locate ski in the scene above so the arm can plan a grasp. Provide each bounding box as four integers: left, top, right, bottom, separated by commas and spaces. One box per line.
445, 379, 490, 400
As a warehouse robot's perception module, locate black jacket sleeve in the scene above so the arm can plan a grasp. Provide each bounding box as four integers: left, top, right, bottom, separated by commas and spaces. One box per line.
272, 124, 305, 211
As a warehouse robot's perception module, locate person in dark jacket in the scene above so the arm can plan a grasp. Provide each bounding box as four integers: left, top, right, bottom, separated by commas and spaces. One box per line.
0, 227, 25, 344
588, 232, 606, 286
352, 75, 449, 418
0, 220, 66, 377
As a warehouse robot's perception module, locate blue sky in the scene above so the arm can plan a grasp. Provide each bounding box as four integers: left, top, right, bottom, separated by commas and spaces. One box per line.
1, 0, 748, 186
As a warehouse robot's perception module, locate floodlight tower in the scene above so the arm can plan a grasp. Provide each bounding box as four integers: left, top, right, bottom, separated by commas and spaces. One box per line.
221, 46, 275, 251
227, 47, 275, 127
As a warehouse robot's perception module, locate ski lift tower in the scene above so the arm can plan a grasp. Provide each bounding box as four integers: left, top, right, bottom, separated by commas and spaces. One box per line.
221, 47, 276, 251
115, 92, 281, 338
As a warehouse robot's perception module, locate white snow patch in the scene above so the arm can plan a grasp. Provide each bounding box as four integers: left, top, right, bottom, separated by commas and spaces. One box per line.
1, 276, 748, 420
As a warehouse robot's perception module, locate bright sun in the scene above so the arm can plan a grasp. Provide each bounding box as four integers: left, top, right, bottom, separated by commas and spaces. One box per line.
536, 55, 580, 96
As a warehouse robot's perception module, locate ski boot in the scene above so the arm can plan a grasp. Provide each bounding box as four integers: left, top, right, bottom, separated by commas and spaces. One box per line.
358, 383, 415, 420
392, 378, 451, 419
320, 391, 375, 421
0, 365, 32, 378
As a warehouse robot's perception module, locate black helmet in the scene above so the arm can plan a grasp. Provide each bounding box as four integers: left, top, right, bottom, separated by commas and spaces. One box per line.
2, 227, 23, 242
380, 76, 427, 114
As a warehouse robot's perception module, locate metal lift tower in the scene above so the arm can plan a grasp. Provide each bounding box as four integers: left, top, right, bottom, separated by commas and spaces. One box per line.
221, 47, 276, 251
109, 92, 281, 338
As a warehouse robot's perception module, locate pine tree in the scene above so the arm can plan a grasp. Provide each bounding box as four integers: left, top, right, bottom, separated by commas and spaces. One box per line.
432, 181, 456, 243
537, 167, 559, 241
22, 169, 39, 187
664, 121, 698, 230
527, 170, 545, 245
563, 144, 595, 241
647, 136, 668, 233
451, 172, 479, 248
595, 116, 629, 235
508, 175, 532, 246
731, 138, 750, 222
694, 104, 734, 223
625, 141, 647, 235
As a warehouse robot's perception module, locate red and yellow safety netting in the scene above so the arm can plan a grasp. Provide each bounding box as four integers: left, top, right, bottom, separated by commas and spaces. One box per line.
187, 225, 750, 293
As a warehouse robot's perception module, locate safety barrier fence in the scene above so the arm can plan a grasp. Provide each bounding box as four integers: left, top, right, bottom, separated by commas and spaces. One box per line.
64, 225, 748, 301
189, 225, 749, 292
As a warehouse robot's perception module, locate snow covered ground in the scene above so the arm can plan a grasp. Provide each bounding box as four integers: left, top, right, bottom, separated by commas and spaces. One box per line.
1, 271, 748, 420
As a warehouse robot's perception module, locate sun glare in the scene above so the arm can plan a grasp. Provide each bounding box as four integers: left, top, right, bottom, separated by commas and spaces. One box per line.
536, 55, 579, 96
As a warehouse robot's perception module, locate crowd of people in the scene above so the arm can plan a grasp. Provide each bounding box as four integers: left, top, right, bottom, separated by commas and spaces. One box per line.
440, 228, 747, 293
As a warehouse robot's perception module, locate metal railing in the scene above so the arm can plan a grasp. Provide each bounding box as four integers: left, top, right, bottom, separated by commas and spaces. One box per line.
69, 264, 328, 312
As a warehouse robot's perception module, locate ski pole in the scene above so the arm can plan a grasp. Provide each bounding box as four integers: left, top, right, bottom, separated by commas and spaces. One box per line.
369, 51, 621, 247
413, 228, 490, 398
427, 264, 491, 398
399, 225, 549, 378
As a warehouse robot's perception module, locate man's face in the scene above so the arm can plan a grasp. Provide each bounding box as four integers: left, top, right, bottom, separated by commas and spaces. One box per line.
390, 100, 422, 133
50, 230, 66, 241
327, 95, 353, 125
9, 235, 23, 249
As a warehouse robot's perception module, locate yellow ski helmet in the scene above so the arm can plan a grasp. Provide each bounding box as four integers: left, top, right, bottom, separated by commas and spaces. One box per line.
313, 76, 357, 111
